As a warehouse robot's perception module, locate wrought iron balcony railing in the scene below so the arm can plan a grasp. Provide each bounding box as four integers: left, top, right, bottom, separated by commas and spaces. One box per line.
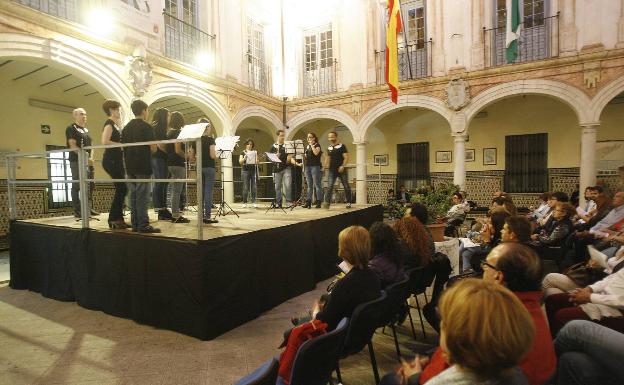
13, 0, 79, 22
163, 11, 216, 70
246, 52, 272, 96
375, 39, 432, 85
303, 59, 337, 97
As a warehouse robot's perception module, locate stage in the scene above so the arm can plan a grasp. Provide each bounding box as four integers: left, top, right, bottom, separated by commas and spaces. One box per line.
9, 204, 383, 340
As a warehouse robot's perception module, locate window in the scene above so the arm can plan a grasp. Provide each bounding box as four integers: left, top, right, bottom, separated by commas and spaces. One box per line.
504, 133, 548, 193
397, 142, 430, 190
303, 26, 336, 97
15, 0, 78, 22
165, 0, 197, 25
163, 0, 213, 67
404, 1, 425, 49
247, 18, 268, 94
46, 145, 73, 209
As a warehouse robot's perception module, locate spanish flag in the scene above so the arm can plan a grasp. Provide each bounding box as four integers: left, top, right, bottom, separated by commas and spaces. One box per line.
385, 0, 402, 104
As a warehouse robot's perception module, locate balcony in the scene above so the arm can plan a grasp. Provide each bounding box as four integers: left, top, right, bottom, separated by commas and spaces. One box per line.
13, 0, 79, 22
163, 11, 215, 69
375, 39, 432, 85
484, 13, 559, 68
302, 59, 337, 97
246, 52, 272, 96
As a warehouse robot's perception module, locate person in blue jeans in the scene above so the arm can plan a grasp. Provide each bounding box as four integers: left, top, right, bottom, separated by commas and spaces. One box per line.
323, 131, 351, 209
270, 129, 295, 207
150, 108, 172, 220
238, 138, 258, 208
304, 132, 323, 208
554, 320, 624, 385
199, 119, 218, 224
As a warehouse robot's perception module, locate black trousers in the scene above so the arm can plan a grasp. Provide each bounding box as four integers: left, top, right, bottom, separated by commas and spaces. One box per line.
102, 156, 127, 222
69, 161, 94, 215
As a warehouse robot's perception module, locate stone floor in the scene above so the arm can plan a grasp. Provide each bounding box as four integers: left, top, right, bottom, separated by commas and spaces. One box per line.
0, 273, 436, 385
0, 251, 9, 283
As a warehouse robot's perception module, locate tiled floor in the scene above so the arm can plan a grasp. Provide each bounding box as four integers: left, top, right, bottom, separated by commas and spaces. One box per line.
0, 275, 436, 385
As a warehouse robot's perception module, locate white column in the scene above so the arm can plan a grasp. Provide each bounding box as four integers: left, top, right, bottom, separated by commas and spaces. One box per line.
453, 134, 467, 189
222, 155, 234, 203
579, 123, 599, 208
355, 141, 368, 205
559, 0, 578, 55
617, 0, 624, 48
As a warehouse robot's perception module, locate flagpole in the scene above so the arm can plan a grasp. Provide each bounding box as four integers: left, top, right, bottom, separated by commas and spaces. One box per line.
397, 2, 413, 80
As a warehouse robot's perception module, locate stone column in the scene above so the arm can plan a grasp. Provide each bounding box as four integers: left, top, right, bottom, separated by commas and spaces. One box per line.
579, 123, 599, 207
453, 134, 467, 189
470, 0, 485, 70
222, 155, 234, 203
355, 141, 368, 205
617, 0, 624, 48
559, 0, 578, 56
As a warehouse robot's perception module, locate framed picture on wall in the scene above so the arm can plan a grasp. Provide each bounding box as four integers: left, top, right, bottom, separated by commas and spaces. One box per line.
373, 154, 389, 166
483, 148, 497, 165
465, 149, 475, 162
436, 151, 452, 163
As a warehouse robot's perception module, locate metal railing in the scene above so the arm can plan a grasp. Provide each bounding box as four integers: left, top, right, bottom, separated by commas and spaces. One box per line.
13, 0, 79, 22
483, 13, 559, 68
303, 59, 338, 97
375, 39, 432, 85
163, 10, 216, 69
246, 52, 272, 96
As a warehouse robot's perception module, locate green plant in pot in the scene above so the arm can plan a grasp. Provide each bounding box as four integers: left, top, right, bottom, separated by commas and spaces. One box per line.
410, 182, 460, 241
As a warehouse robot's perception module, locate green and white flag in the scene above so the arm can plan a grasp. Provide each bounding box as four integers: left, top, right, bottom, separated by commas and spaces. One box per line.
505, 0, 522, 63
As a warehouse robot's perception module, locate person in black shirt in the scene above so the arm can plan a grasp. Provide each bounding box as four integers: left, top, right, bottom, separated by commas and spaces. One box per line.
66, 107, 98, 217
100, 100, 129, 229
323, 131, 352, 208
270, 129, 296, 207
151, 108, 172, 220
121, 99, 160, 233
396, 185, 411, 203
166, 112, 191, 223
198, 118, 218, 224
304, 132, 323, 208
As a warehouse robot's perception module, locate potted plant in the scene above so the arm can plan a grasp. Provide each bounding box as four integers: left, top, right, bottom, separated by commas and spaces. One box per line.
410, 182, 460, 242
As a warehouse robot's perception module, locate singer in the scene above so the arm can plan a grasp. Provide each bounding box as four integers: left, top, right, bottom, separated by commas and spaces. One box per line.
239, 139, 258, 208
304, 132, 323, 208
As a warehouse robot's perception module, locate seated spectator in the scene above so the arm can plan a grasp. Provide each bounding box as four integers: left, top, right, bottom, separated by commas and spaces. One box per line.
554, 320, 624, 385
576, 186, 598, 222
528, 192, 551, 222
461, 211, 510, 272
459, 190, 471, 213
575, 193, 613, 231
418, 243, 556, 385
396, 185, 411, 204
394, 215, 433, 270
313, 226, 381, 330
443, 192, 466, 236
530, 202, 575, 254
368, 221, 405, 288
545, 265, 624, 337
501, 216, 532, 243
535, 191, 569, 230
380, 279, 535, 385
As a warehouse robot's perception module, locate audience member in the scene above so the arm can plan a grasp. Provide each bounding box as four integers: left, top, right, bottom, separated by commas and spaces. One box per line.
530, 202, 575, 254
394, 216, 434, 270
529, 192, 551, 222
396, 185, 411, 204
574, 193, 613, 231
501, 216, 531, 243
443, 192, 466, 236
461, 211, 510, 272
368, 221, 405, 288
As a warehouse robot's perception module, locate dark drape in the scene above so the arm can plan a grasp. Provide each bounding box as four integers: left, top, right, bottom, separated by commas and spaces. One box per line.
397, 142, 430, 188
505, 133, 548, 193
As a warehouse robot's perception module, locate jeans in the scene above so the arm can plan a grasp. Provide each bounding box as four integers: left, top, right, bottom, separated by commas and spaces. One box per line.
305, 165, 322, 203
202, 167, 216, 219
241, 167, 257, 203
127, 174, 150, 230
273, 167, 292, 205
69, 160, 94, 215
555, 320, 624, 385
102, 156, 127, 222
168, 166, 185, 217
324, 169, 351, 204
151, 157, 168, 211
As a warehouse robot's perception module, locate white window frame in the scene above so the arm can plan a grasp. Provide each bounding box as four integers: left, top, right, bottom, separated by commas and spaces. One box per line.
302, 24, 335, 97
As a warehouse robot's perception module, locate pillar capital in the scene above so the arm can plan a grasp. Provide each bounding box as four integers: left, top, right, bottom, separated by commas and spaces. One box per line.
452, 133, 468, 142
580, 121, 600, 130
352, 141, 369, 146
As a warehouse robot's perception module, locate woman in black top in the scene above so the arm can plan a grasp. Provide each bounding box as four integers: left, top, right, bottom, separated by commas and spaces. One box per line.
100, 100, 129, 229
166, 111, 190, 223
151, 108, 172, 220
304, 132, 323, 208
199, 118, 218, 224
238, 139, 258, 208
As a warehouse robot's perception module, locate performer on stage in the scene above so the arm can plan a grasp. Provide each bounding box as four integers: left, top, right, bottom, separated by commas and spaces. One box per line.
66, 107, 98, 217
323, 131, 351, 209
239, 139, 258, 208
100, 100, 130, 229
166, 112, 191, 223
121, 100, 160, 233
151, 108, 172, 220
270, 129, 296, 207
199, 119, 218, 224
304, 133, 323, 208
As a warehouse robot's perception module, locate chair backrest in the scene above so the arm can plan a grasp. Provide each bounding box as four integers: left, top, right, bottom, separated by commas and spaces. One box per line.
341, 291, 387, 356
289, 317, 349, 385
379, 275, 410, 326
406, 266, 428, 295
233, 357, 279, 385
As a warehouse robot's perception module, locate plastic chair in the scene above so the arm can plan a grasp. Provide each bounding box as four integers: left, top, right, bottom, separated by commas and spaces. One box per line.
288, 317, 349, 385
234, 357, 279, 385
336, 291, 387, 385
378, 275, 410, 360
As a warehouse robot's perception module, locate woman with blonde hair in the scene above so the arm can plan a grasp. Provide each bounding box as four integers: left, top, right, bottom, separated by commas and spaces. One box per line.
381, 279, 535, 385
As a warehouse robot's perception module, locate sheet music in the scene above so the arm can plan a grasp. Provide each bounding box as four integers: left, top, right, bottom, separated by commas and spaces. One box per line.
265, 152, 282, 163
215, 136, 240, 152
244, 150, 257, 164
178, 123, 208, 139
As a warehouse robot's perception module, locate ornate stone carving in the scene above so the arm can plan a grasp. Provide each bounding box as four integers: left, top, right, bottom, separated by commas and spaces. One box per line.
126, 53, 153, 97
351, 95, 362, 116
445, 77, 470, 111
583, 62, 601, 89
226, 88, 237, 112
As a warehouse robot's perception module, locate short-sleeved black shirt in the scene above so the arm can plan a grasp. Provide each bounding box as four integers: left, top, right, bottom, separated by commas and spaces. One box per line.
152, 123, 168, 160
65, 124, 92, 162
305, 142, 322, 167
201, 136, 216, 168
166, 129, 185, 167
327, 143, 347, 172
121, 118, 154, 176
270, 143, 289, 172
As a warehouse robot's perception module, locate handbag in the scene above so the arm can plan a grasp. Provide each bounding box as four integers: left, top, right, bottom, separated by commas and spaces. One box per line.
564, 262, 606, 287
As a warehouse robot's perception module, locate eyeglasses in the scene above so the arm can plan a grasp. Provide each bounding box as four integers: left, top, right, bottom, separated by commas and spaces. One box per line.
480, 259, 498, 271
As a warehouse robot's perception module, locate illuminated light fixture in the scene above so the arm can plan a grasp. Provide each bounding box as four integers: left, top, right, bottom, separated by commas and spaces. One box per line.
195, 52, 214, 72
85, 9, 115, 36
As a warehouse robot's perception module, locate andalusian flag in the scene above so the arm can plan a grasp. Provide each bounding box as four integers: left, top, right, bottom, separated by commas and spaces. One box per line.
385, 0, 402, 104
505, 0, 522, 63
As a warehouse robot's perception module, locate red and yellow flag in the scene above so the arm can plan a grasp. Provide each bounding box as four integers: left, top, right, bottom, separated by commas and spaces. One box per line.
385, 0, 402, 104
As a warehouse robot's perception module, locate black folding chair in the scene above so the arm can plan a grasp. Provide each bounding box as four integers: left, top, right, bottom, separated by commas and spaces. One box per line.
233, 357, 279, 385
378, 275, 410, 360
405, 266, 432, 340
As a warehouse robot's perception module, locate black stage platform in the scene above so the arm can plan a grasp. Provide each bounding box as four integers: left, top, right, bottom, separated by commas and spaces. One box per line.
9, 205, 383, 340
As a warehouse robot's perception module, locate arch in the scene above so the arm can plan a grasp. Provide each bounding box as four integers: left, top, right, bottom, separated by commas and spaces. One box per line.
464, 79, 592, 125
357, 94, 453, 141
0, 32, 132, 106
232, 105, 283, 134
143, 81, 232, 136
588, 75, 624, 122
285, 108, 358, 140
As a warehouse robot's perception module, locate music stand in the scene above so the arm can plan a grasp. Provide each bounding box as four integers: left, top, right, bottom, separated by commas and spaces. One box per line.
264, 151, 287, 214
214, 136, 240, 219
284, 140, 305, 210
178, 123, 209, 215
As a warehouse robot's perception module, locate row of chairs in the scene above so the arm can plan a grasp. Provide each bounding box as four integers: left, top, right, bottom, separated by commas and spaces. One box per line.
235, 266, 434, 385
